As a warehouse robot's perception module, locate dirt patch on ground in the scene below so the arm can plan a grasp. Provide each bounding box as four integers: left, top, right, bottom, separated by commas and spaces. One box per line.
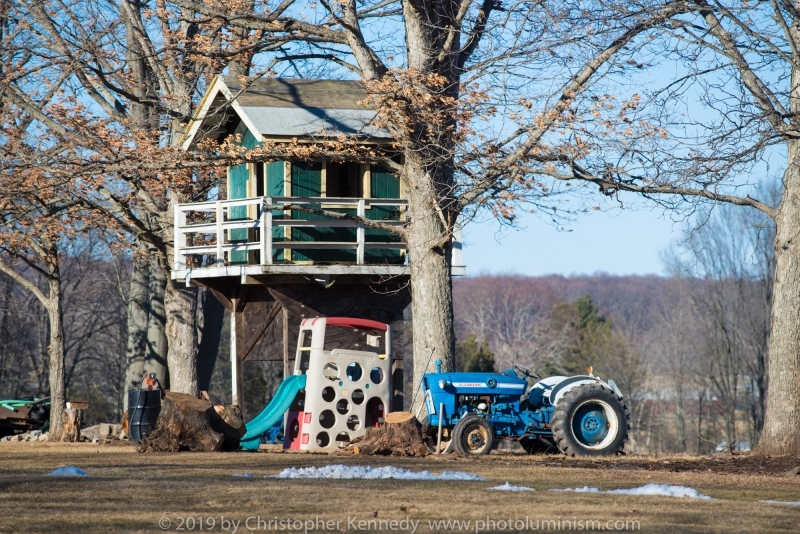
469, 451, 800, 476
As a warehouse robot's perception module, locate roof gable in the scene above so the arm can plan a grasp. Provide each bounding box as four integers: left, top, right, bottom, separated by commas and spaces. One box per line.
181, 76, 390, 150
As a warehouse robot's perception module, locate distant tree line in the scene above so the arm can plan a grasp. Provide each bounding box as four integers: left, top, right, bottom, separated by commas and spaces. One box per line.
453, 204, 773, 455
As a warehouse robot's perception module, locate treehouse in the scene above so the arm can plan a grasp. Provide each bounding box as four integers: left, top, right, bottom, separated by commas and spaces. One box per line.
175, 76, 465, 411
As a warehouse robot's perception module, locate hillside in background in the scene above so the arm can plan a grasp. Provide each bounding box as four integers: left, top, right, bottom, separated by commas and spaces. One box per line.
453, 273, 769, 455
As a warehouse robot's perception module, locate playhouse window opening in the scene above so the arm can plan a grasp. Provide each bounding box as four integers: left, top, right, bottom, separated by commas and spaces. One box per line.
365, 397, 384, 427
298, 330, 312, 372
316, 432, 330, 447
324, 326, 367, 351
346, 362, 363, 382
300, 330, 313, 348
347, 415, 361, 431
335, 432, 351, 447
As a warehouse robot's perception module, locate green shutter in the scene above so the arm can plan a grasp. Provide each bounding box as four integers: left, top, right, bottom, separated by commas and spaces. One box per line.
290, 162, 353, 262
228, 122, 260, 263
266, 162, 284, 197
366, 166, 402, 264
290, 162, 322, 262
370, 166, 400, 198
266, 162, 285, 261
228, 163, 250, 263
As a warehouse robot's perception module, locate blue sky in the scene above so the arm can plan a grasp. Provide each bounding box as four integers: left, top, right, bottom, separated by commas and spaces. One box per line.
461, 204, 682, 277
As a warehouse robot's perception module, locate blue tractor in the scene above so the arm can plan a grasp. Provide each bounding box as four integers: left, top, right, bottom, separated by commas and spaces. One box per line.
420, 361, 629, 457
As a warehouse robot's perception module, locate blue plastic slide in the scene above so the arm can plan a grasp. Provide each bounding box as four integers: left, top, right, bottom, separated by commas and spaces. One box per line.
240, 374, 306, 451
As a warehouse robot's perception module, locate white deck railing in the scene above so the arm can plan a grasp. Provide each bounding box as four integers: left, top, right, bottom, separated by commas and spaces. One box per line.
173, 196, 407, 271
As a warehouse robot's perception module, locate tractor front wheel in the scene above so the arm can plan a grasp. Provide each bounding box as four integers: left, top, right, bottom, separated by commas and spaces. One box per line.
551, 383, 629, 457
453, 415, 494, 456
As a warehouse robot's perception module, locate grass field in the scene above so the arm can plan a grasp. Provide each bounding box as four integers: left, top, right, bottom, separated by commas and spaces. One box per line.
1, 443, 799, 533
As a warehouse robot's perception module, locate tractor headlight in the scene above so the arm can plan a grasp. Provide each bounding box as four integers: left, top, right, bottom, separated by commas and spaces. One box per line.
438, 379, 446, 389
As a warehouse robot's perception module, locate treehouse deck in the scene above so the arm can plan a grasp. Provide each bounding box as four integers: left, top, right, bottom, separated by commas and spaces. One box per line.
173, 194, 465, 283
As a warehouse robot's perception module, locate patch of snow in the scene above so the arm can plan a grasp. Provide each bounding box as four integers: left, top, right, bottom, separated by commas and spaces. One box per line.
550, 484, 711, 499
550, 486, 602, 493
270, 465, 485, 481
488, 482, 535, 492
608, 484, 712, 499
48, 466, 87, 477
232, 473, 254, 478
760, 500, 800, 506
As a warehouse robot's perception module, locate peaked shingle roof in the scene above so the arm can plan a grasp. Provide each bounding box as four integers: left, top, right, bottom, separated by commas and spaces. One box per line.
221, 76, 372, 110
183, 76, 391, 148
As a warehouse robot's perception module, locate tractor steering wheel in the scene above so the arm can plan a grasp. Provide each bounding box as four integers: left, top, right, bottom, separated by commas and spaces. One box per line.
513, 364, 540, 381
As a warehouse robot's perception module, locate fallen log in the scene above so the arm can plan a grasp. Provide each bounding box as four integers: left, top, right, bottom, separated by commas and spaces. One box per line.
139, 392, 242, 452
345, 411, 428, 457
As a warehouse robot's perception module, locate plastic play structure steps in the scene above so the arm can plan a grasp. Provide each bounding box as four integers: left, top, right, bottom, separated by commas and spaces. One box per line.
240, 374, 307, 451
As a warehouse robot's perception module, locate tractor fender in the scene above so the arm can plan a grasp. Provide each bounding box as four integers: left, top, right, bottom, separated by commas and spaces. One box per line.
531, 376, 615, 407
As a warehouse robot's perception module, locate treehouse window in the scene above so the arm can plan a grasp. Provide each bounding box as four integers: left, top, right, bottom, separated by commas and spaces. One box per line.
326, 162, 362, 197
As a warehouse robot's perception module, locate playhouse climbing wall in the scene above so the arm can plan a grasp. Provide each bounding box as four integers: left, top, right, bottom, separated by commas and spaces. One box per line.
283, 317, 392, 452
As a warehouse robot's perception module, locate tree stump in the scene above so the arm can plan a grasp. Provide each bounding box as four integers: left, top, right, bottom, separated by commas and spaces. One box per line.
348, 412, 428, 457
61, 402, 88, 442
212, 404, 246, 443
139, 392, 242, 452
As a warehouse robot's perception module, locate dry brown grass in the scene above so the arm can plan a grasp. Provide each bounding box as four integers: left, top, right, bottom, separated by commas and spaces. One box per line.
0, 443, 799, 533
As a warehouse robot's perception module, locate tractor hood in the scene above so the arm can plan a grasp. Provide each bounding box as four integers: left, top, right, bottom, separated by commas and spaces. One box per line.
423, 371, 528, 396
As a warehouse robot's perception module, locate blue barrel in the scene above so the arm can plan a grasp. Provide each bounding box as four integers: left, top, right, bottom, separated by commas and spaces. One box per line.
127, 390, 161, 443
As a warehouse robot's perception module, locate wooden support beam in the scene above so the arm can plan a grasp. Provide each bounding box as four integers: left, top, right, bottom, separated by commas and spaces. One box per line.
209, 288, 233, 312
234, 287, 250, 312
230, 300, 243, 411
241, 302, 283, 361
267, 288, 322, 318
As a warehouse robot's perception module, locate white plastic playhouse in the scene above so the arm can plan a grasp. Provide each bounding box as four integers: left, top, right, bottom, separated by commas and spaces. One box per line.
283, 317, 393, 452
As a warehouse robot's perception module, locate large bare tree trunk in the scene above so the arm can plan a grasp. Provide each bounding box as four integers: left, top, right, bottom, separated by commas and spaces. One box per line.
406, 162, 456, 413
165, 279, 199, 396
122, 2, 162, 400
757, 140, 800, 455
401, 2, 461, 413
124, 251, 150, 408
197, 288, 224, 391
146, 256, 169, 386
46, 274, 65, 441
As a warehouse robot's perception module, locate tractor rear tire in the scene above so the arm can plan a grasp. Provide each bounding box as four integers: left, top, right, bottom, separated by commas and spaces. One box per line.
551, 383, 629, 457
452, 415, 494, 456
